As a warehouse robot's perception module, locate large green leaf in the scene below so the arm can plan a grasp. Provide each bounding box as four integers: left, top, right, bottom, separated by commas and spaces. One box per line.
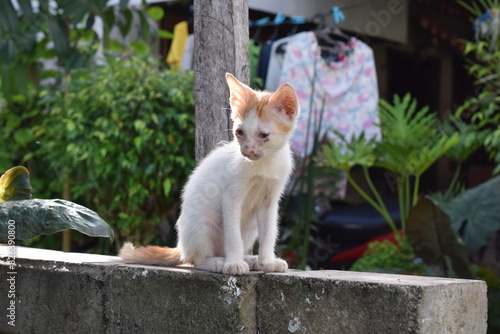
407, 196, 473, 278
119, 0, 130, 10
59, 0, 90, 25
17, 0, 33, 20
441, 175, 500, 253
11, 62, 30, 97
47, 16, 70, 56
117, 9, 133, 37
0, 39, 15, 64
0, 0, 19, 32
0, 199, 115, 242
130, 41, 149, 54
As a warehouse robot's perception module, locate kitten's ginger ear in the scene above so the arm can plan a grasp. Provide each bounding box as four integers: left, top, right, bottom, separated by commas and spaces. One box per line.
269, 83, 299, 121
226, 73, 250, 119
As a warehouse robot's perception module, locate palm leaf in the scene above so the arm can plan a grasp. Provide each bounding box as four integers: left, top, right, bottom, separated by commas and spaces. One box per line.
378, 94, 434, 145
322, 131, 377, 172
375, 94, 458, 177
458, 1, 480, 15
412, 133, 460, 176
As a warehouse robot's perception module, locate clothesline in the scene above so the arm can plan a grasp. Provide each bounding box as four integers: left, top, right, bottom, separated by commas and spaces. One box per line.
249, 0, 381, 28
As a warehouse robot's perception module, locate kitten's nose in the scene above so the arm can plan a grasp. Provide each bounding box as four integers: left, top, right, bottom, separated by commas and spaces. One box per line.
243, 149, 256, 158
242, 145, 260, 160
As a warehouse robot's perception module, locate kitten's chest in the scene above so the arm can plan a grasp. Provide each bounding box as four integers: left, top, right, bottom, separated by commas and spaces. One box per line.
242, 176, 279, 211
245, 146, 293, 180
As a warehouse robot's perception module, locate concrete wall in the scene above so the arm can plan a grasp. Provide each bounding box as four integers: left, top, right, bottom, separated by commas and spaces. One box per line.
0, 245, 488, 334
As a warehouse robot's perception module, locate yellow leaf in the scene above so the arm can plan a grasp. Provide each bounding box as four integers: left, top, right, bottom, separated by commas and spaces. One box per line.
0, 166, 33, 202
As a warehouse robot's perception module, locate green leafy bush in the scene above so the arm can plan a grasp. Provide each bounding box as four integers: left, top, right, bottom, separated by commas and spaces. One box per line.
350, 239, 424, 275
0, 89, 62, 202
0, 90, 42, 172
458, 0, 500, 174
33, 55, 195, 248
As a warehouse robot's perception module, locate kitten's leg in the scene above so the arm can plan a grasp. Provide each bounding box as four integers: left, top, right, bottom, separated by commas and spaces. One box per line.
243, 255, 260, 271
221, 193, 249, 275
242, 217, 259, 271
194, 257, 225, 273
257, 199, 288, 273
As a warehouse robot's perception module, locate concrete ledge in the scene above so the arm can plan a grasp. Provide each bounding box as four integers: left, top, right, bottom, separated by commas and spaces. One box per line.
257, 271, 487, 334
0, 245, 488, 334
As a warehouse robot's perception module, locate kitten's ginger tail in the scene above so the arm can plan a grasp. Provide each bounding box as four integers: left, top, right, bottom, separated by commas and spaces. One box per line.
119, 242, 182, 266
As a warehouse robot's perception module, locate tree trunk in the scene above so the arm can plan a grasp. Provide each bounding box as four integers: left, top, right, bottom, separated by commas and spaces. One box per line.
193, 0, 249, 162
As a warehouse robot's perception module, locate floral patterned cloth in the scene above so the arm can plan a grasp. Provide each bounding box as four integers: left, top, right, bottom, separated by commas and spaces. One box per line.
279, 31, 381, 158
279, 32, 381, 198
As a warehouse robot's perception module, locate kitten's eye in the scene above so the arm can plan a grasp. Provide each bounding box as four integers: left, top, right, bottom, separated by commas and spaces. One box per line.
235, 129, 244, 137
258, 132, 269, 139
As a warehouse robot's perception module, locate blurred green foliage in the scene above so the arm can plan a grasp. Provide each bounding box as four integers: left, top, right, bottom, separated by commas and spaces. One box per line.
1, 55, 195, 252
0, 0, 162, 102
0, 0, 193, 253
34, 55, 195, 249
458, 0, 500, 174
350, 239, 424, 275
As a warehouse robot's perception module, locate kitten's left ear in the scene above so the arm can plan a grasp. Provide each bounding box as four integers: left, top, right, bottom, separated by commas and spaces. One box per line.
226, 73, 250, 119
269, 83, 299, 122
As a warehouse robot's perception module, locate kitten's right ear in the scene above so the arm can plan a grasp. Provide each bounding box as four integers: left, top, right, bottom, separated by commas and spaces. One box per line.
269, 83, 299, 122
226, 73, 249, 119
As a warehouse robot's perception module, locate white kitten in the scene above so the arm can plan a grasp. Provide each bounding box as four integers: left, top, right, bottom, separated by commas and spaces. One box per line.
120, 73, 299, 275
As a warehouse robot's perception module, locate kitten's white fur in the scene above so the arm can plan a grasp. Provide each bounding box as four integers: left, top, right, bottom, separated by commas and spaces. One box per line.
120, 73, 299, 275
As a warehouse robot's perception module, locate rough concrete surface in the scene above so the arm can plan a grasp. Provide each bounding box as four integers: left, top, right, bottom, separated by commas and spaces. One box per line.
105, 265, 258, 334
3, 261, 109, 334
256, 270, 487, 334
0, 246, 488, 334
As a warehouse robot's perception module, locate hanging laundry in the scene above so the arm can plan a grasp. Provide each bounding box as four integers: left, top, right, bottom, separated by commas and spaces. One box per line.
265, 35, 295, 91
167, 21, 189, 71
257, 40, 274, 89
279, 31, 381, 198
279, 31, 380, 158
181, 34, 194, 70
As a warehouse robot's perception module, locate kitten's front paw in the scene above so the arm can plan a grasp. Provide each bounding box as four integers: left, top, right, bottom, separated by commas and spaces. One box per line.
223, 260, 250, 275
243, 255, 261, 271
261, 258, 288, 273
